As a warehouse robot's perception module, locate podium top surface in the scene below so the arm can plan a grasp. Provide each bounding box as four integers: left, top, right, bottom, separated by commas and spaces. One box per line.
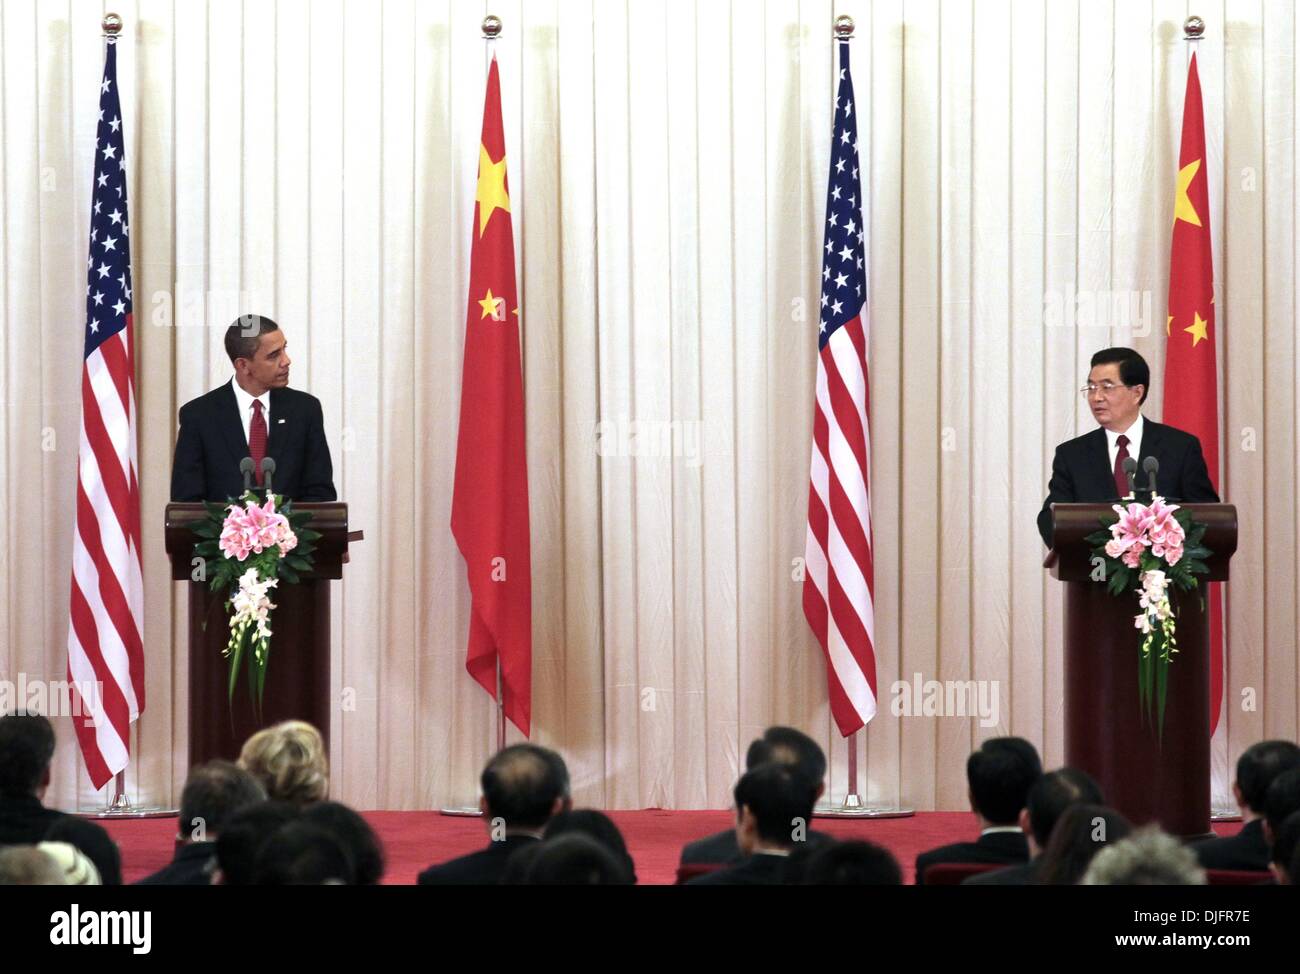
1044, 502, 1237, 582
164, 501, 352, 580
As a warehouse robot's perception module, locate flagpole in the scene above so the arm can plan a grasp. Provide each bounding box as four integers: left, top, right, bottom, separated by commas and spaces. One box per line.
84, 12, 172, 820
440, 13, 508, 818
811, 16, 909, 822
482, 12, 507, 760
1183, 12, 1234, 825
1184, 14, 1203, 66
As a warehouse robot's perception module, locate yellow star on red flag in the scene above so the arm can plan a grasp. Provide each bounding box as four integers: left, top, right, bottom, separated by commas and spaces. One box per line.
1174, 159, 1203, 227
1184, 311, 1209, 347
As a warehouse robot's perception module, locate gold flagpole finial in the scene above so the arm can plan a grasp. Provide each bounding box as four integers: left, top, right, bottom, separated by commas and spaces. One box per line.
834, 15, 855, 40
1183, 16, 1205, 40
482, 15, 502, 39
103, 13, 123, 37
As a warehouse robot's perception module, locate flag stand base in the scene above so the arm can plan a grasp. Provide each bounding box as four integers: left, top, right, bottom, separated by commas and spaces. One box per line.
77, 773, 176, 819
814, 795, 914, 820
1210, 807, 1242, 823
81, 794, 177, 819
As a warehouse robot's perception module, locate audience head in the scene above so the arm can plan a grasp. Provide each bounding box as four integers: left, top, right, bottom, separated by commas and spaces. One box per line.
179, 760, 266, 842
1264, 768, 1300, 845
1037, 803, 1132, 885
238, 720, 329, 806
0, 712, 56, 800
44, 817, 122, 885
1023, 767, 1104, 853
966, 737, 1043, 826
301, 801, 385, 885
252, 821, 355, 885
522, 833, 633, 885
214, 801, 302, 885
1270, 810, 1300, 885
36, 841, 101, 885
0, 846, 67, 885
1234, 740, 1300, 817
1082, 825, 1206, 885
733, 762, 817, 855
746, 727, 828, 802
479, 744, 571, 831
802, 840, 902, 885
543, 809, 635, 883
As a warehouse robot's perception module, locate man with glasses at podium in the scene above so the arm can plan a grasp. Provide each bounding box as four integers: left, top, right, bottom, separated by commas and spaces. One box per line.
1037, 347, 1218, 548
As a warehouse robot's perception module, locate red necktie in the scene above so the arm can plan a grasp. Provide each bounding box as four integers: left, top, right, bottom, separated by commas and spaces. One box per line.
249, 399, 268, 486
1112, 434, 1130, 498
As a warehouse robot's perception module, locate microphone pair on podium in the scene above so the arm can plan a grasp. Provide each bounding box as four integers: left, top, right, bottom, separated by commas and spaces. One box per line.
1123, 455, 1159, 501
240, 456, 277, 493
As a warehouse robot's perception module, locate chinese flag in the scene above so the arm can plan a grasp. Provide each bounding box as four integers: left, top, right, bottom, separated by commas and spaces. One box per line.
1164, 52, 1223, 734
450, 56, 532, 735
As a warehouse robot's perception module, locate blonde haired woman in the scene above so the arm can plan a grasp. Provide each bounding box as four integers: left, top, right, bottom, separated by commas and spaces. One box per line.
238, 720, 328, 806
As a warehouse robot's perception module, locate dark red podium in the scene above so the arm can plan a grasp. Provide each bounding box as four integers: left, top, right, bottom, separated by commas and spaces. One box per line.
1046, 503, 1236, 839
165, 502, 352, 767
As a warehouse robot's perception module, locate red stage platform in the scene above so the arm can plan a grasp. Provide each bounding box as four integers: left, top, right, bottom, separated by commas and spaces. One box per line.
99, 810, 1243, 885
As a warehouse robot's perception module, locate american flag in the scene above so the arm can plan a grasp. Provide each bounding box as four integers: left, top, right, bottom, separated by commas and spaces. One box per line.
66, 37, 144, 790
803, 41, 877, 738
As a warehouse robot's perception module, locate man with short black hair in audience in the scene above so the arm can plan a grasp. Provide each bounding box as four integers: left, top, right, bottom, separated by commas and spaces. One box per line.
418, 744, 571, 885
686, 763, 817, 885
680, 726, 832, 867
914, 736, 1042, 885
802, 840, 903, 885
0, 713, 66, 846
1262, 767, 1300, 863
137, 760, 265, 885
965, 766, 1102, 885
1268, 810, 1300, 885
1194, 740, 1300, 872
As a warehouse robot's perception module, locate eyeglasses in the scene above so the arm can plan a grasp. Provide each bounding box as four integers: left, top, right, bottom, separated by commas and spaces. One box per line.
1080, 381, 1130, 399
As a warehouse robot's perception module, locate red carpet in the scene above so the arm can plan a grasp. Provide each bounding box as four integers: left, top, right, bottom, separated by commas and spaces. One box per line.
99, 811, 1244, 885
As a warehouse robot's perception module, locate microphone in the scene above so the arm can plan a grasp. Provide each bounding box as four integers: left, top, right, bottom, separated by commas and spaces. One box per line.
1122, 457, 1138, 497
240, 457, 255, 491
260, 457, 277, 494
1142, 456, 1159, 496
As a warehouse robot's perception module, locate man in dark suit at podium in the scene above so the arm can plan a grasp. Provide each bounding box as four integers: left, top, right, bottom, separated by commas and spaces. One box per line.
170, 315, 336, 502
1038, 347, 1218, 548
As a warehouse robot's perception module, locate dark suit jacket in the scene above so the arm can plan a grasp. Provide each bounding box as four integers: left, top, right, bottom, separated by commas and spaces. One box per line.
136, 841, 217, 885
170, 382, 337, 502
685, 851, 793, 885
1193, 819, 1270, 872
962, 856, 1042, 885
416, 835, 540, 886
680, 827, 834, 866
0, 795, 66, 847
1038, 419, 1219, 547
915, 830, 1029, 885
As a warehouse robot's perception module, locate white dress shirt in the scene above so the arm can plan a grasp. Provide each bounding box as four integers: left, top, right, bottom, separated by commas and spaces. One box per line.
230, 376, 271, 448
1104, 414, 1144, 480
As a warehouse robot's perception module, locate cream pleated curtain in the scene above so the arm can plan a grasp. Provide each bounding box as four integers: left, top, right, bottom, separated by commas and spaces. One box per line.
1, 0, 1297, 813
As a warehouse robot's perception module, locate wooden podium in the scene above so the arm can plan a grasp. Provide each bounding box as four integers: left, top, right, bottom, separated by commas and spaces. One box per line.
164, 502, 352, 768
1045, 503, 1236, 839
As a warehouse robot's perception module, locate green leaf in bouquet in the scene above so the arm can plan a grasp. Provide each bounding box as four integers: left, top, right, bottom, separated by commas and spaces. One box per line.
279, 565, 300, 585
227, 630, 246, 707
